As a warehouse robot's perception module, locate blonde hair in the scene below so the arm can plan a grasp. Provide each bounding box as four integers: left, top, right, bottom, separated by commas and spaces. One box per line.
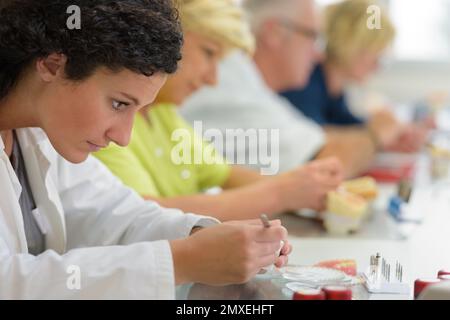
177, 0, 255, 54
324, 0, 395, 67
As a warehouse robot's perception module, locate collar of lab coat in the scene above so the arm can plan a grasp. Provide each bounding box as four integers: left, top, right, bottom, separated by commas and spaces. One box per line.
1, 128, 67, 253
0, 129, 22, 195
0, 131, 27, 252
0, 131, 22, 199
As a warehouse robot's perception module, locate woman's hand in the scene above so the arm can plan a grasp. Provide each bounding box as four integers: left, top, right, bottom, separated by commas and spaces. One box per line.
274, 157, 344, 212
367, 110, 403, 150
171, 219, 289, 286
385, 124, 429, 153
275, 239, 292, 268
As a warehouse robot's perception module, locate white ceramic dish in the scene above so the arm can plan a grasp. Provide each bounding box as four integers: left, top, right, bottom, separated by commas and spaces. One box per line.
281, 266, 348, 284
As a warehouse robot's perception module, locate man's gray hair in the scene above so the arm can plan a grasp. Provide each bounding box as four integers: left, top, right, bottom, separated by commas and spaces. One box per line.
242, 0, 306, 34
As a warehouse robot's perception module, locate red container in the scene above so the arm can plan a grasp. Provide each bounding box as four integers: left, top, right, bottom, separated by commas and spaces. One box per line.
414, 278, 442, 298
438, 274, 450, 281
293, 288, 326, 300
438, 270, 450, 277
322, 286, 352, 300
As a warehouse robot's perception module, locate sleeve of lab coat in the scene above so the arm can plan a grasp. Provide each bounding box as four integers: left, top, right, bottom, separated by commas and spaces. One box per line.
56, 155, 219, 249
0, 238, 178, 299
0, 155, 218, 299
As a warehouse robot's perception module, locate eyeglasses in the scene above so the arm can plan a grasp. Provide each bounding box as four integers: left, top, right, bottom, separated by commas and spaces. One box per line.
278, 19, 320, 41
278, 19, 325, 51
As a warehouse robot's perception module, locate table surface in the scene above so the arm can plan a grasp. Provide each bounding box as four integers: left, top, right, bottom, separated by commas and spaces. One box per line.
177, 140, 450, 300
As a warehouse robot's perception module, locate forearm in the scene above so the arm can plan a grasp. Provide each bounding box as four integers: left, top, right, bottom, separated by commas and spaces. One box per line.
170, 228, 214, 286
144, 180, 282, 221
170, 238, 191, 285
316, 129, 376, 178
222, 165, 268, 189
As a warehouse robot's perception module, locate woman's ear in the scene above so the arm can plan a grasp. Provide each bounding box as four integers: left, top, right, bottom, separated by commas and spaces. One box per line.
36, 53, 67, 82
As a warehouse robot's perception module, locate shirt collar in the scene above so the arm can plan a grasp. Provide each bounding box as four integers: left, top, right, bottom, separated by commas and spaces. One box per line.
0, 134, 4, 151
10, 132, 20, 170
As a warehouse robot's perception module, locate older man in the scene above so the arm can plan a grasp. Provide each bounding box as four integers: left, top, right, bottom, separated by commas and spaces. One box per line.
181, 0, 401, 178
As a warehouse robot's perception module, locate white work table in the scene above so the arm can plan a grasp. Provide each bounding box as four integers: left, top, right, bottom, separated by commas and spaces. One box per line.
285, 176, 450, 300
178, 154, 450, 300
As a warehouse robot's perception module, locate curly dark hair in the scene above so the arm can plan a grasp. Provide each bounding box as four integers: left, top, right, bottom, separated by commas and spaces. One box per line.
0, 0, 183, 100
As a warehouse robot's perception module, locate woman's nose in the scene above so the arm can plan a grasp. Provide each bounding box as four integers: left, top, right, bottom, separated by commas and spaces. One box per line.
106, 114, 134, 147
203, 62, 218, 86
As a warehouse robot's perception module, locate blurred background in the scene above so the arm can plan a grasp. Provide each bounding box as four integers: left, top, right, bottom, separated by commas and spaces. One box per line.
343, 0, 450, 114
236, 0, 450, 120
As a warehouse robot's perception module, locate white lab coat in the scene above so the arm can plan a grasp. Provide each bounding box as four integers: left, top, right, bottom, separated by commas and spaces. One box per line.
0, 127, 218, 299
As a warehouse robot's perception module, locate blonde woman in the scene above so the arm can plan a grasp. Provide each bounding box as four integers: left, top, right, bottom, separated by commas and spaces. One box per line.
281, 0, 427, 152
95, 0, 343, 221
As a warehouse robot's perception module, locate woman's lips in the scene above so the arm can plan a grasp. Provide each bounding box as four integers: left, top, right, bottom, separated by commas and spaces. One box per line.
189, 84, 200, 94
87, 141, 106, 152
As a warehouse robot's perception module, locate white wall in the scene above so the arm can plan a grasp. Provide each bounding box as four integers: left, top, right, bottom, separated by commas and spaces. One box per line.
366, 61, 450, 103
347, 61, 450, 116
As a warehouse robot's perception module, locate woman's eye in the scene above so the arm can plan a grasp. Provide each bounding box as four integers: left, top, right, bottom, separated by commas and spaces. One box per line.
203, 47, 216, 58
112, 100, 129, 111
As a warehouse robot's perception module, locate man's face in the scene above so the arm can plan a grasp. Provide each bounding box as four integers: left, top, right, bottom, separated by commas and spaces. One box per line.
275, 0, 319, 91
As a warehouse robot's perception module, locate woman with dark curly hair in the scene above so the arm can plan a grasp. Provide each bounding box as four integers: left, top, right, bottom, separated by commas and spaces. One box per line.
0, 0, 289, 299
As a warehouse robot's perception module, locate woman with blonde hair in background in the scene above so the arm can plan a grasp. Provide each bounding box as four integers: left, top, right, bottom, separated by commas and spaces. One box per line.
95, 0, 343, 221
281, 0, 429, 153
